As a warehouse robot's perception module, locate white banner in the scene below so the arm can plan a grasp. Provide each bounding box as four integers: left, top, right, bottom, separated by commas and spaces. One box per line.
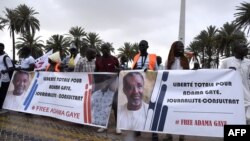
117, 69, 246, 137
34, 50, 53, 71
3, 71, 117, 128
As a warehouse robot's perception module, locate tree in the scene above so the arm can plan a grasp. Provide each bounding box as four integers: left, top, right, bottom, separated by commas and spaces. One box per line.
217, 22, 247, 57
0, 8, 18, 61
234, 2, 250, 35
45, 34, 70, 59
16, 32, 44, 59
15, 4, 40, 35
83, 32, 103, 55
117, 42, 139, 63
68, 26, 86, 51
194, 25, 218, 68
0, 4, 40, 61
105, 42, 115, 54
0, 21, 5, 30
186, 41, 203, 67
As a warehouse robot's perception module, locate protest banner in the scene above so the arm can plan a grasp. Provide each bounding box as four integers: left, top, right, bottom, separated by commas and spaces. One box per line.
34, 50, 53, 71
117, 69, 245, 137
3, 71, 117, 128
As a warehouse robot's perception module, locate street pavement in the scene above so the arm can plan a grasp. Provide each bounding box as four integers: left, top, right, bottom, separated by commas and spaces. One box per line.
0, 110, 224, 141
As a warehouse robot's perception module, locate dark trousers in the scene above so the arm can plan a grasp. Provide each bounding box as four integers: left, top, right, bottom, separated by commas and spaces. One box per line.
0, 82, 10, 109
112, 91, 118, 121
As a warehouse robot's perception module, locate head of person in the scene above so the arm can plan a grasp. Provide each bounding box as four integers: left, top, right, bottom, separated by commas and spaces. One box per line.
20, 47, 31, 58
86, 48, 96, 61
157, 56, 162, 66
0, 43, 5, 55
139, 40, 149, 55
100, 43, 111, 57
120, 55, 128, 64
69, 47, 78, 57
233, 42, 248, 60
173, 41, 184, 57
123, 72, 144, 111
12, 71, 29, 96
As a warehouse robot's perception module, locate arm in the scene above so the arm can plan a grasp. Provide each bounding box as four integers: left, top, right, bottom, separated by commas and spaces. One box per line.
1, 56, 14, 74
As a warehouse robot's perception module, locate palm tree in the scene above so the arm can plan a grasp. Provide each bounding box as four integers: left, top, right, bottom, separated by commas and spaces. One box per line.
0, 21, 5, 30
194, 25, 218, 68
16, 32, 44, 59
15, 4, 40, 35
186, 41, 202, 53
68, 26, 86, 51
234, 2, 250, 35
83, 32, 103, 55
105, 42, 115, 54
0, 4, 40, 61
217, 22, 247, 57
117, 42, 139, 63
0, 8, 18, 61
45, 34, 70, 59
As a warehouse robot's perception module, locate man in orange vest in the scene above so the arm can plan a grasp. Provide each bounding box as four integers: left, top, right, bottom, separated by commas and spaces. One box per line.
132, 40, 157, 71
131, 40, 158, 141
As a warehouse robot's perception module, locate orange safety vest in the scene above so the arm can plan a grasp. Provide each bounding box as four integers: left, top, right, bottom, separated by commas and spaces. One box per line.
45, 63, 60, 72
131, 53, 157, 70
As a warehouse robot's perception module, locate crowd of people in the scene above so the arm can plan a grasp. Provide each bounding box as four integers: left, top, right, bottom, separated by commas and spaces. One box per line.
0, 39, 250, 141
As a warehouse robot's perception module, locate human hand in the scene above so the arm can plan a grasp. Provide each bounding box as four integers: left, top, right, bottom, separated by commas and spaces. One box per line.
1, 70, 7, 74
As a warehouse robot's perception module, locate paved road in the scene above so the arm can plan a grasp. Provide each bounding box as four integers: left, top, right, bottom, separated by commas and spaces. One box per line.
0, 111, 224, 141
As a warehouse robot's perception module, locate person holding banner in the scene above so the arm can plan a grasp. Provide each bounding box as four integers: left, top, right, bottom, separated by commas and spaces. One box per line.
219, 42, 250, 125
164, 41, 189, 141
132, 40, 158, 71
94, 43, 120, 134
131, 40, 158, 141
0, 43, 15, 114
3, 71, 30, 109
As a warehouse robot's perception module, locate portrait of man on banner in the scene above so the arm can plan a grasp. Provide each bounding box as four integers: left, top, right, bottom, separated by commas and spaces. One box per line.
3, 71, 34, 110
117, 71, 157, 131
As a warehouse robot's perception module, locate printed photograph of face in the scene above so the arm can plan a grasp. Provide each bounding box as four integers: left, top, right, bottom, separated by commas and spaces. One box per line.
8, 71, 34, 96
117, 71, 157, 130
118, 71, 157, 106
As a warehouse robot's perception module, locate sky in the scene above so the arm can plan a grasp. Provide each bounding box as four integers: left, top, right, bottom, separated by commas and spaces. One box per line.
0, 0, 248, 63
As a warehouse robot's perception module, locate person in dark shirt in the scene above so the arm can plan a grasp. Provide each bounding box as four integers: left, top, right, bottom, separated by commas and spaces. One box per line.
95, 43, 121, 134
95, 43, 119, 72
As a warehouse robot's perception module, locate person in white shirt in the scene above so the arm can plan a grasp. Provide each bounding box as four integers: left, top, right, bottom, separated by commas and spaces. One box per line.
3, 71, 30, 110
0, 43, 14, 113
118, 72, 148, 130
164, 41, 189, 141
219, 42, 250, 125
17, 47, 35, 71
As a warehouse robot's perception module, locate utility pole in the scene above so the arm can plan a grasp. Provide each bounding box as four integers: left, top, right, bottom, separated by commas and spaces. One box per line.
178, 0, 186, 46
